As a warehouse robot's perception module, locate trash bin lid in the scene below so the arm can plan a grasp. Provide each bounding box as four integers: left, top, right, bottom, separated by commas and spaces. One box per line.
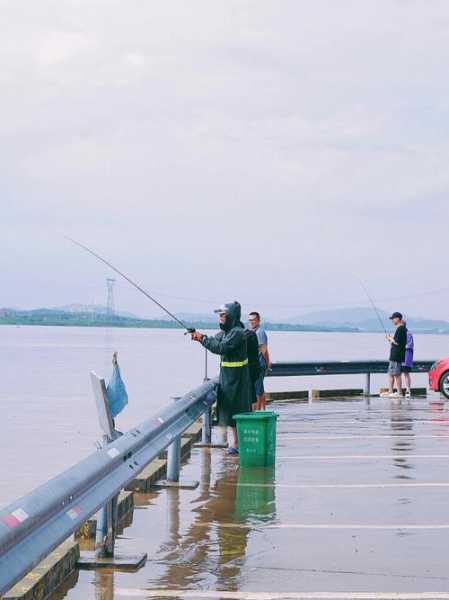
233, 411, 278, 420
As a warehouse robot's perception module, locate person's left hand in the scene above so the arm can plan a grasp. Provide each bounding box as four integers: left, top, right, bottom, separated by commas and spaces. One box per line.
191, 331, 204, 342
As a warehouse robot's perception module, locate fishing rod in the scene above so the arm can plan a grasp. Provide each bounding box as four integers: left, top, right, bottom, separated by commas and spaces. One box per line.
66, 237, 195, 334
354, 275, 388, 336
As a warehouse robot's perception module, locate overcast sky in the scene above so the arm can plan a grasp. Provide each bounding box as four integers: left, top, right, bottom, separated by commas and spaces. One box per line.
1, 0, 449, 321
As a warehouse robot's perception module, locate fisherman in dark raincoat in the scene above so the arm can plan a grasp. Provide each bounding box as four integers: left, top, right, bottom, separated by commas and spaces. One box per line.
191, 301, 252, 455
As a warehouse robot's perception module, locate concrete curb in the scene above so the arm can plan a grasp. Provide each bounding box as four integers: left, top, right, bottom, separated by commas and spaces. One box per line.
311, 388, 364, 399
379, 387, 427, 396
268, 388, 429, 402
267, 391, 308, 402
2, 539, 79, 600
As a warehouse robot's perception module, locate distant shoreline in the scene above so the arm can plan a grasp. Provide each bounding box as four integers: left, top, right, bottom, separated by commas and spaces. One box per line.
0, 315, 358, 333
1, 309, 448, 335
1, 317, 449, 335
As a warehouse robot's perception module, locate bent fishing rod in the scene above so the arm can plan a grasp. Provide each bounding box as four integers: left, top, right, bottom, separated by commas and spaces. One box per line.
66, 237, 195, 334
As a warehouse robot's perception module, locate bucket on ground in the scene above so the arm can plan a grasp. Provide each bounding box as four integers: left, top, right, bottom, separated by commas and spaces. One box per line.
234, 411, 279, 467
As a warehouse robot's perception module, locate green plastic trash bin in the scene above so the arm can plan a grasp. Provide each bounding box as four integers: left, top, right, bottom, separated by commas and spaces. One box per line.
234, 411, 279, 467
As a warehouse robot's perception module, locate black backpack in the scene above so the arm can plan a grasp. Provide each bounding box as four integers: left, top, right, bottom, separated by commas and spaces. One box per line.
244, 328, 261, 383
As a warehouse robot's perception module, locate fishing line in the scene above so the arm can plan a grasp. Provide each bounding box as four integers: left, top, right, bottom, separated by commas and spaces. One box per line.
353, 275, 388, 335
65, 237, 195, 333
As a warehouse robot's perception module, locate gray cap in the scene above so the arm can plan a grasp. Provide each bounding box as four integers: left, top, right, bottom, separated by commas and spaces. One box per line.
214, 304, 229, 314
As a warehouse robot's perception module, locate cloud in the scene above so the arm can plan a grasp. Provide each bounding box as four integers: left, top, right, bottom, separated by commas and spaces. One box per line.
1, 0, 449, 317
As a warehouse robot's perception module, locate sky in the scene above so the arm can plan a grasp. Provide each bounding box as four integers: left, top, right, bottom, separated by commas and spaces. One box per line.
1, 0, 449, 321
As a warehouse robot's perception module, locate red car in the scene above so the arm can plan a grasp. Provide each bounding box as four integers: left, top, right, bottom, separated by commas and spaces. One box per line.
429, 358, 449, 399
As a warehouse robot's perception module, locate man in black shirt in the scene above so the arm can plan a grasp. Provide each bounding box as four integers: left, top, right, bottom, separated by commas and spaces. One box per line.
381, 311, 407, 398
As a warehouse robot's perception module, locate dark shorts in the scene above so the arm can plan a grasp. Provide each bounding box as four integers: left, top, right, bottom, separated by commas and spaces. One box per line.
388, 360, 402, 375
402, 366, 412, 373
255, 373, 265, 396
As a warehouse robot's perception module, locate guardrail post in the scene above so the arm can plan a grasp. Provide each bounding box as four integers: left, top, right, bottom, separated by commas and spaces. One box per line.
204, 347, 209, 382
156, 396, 200, 490
166, 437, 181, 482
166, 396, 182, 482
94, 491, 118, 558
194, 386, 226, 449
201, 349, 212, 444
201, 407, 212, 444
364, 373, 371, 396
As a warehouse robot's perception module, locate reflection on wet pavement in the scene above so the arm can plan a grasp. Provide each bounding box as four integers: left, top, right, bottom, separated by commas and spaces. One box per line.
67, 395, 449, 600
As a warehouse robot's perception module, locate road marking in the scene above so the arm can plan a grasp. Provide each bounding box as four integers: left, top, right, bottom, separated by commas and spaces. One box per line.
254, 565, 449, 581
231, 482, 449, 490
278, 454, 449, 460
280, 435, 449, 440
192, 522, 449, 530
116, 589, 449, 599
277, 422, 449, 429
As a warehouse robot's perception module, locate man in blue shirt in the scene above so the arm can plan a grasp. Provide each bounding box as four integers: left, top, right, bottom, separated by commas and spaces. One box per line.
248, 311, 271, 410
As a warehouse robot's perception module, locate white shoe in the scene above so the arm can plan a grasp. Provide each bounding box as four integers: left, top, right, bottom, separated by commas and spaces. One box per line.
389, 392, 401, 398
379, 392, 391, 397
405, 390, 411, 398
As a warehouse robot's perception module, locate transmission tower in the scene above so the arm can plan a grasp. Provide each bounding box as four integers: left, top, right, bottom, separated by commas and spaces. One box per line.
106, 278, 116, 316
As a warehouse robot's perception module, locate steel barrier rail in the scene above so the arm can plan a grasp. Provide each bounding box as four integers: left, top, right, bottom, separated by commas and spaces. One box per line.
268, 360, 434, 378
0, 378, 217, 596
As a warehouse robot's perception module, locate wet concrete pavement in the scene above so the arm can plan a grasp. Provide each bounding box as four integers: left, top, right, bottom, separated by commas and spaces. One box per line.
66, 395, 449, 600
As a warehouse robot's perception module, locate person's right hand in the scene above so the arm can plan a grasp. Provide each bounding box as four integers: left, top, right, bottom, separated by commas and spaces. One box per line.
191, 331, 204, 342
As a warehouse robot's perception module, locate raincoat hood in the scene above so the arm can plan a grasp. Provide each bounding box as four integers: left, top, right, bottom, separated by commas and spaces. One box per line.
215, 301, 242, 332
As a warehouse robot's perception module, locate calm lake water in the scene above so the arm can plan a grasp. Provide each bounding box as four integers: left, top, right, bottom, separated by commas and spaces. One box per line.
0, 325, 445, 505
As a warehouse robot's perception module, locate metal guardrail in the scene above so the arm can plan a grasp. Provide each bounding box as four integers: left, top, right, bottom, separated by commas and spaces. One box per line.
268, 360, 434, 378
0, 378, 217, 596
268, 360, 434, 396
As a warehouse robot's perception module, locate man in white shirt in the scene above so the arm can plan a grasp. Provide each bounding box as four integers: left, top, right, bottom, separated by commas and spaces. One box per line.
248, 311, 271, 410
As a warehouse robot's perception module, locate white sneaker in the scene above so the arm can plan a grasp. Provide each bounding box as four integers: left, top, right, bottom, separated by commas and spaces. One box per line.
389, 392, 401, 398
405, 390, 411, 398
379, 391, 391, 397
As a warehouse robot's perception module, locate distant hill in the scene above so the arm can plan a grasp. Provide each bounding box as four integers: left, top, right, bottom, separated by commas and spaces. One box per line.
175, 312, 217, 324
0, 307, 357, 332
55, 304, 139, 319
2, 305, 448, 334
292, 307, 449, 334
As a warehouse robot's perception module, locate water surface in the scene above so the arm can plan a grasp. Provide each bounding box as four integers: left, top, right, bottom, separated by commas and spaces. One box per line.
0, 326, 444, 504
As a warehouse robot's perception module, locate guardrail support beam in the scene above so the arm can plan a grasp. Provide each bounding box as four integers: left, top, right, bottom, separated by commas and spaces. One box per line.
156, 397, 199, 490
201, 408, 212, 444
364, 373, 371, 396
167, 435, 182, 482
194, 389, 227, 449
